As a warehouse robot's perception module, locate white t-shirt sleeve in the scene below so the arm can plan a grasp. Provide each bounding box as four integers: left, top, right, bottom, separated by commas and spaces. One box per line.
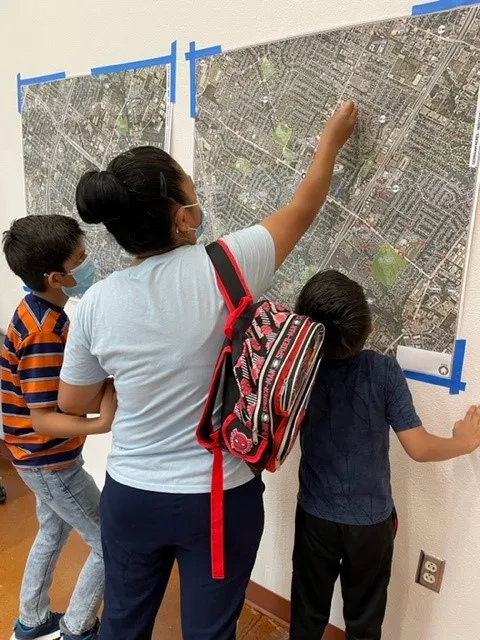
61, 296, 108, 386
223, 225, 275, 301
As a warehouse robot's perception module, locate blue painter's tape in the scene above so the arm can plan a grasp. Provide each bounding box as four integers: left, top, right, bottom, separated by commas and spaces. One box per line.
20, 72, 66, 87
17, 73, 22, 114
449, 338, 467, 395
169, 41, 177, 103
185, 41, 222, 118
403, 338, 467, 394
412, 0, 480, 15
17, 71, 66, 113
185, 43, 223, 60
403, 369, 453, 388
91, 54, 173, 76
453, 379, 468, 393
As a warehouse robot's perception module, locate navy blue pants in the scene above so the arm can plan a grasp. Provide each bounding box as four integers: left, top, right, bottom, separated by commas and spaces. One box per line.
99, 474, 264, 640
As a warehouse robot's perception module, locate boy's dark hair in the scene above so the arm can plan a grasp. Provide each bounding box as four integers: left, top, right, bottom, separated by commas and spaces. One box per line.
2, 215, 83, 292
295, 270, 371, 360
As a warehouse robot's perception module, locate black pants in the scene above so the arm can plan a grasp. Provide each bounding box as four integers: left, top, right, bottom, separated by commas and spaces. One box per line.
290, 506, 396, 640
99, 474, 265, 640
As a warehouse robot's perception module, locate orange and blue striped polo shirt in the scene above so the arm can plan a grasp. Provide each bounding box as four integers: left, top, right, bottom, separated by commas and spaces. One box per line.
1, 294, 84, 468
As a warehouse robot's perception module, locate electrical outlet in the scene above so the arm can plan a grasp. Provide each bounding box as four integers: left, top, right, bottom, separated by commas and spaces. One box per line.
415, 551, 446, 593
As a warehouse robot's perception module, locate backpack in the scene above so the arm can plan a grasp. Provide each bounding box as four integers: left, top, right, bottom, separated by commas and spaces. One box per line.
196, 239, 325, 578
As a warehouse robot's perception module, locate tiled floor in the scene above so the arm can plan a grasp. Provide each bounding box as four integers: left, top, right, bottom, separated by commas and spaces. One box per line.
0, 456, 288, 640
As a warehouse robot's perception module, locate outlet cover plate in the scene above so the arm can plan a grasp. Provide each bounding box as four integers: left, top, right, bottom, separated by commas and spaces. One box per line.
415, 551, 446, 593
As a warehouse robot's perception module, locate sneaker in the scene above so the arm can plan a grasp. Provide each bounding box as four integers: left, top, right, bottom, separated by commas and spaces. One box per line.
61, 620, 99, 640
10, 612, 63, 640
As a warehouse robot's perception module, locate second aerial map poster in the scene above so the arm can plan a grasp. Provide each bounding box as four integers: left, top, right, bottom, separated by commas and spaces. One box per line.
22, 66, 170, 282
195, 7, 480, 355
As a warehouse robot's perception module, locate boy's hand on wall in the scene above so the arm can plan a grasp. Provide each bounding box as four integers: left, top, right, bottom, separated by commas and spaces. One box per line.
453, 405, 480, 454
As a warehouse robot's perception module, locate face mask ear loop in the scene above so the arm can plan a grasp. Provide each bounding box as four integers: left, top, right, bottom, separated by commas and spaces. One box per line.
180, 203, 203, 237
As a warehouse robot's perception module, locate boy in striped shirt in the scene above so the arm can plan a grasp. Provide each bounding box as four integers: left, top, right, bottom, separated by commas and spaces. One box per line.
1, 215, 116, 640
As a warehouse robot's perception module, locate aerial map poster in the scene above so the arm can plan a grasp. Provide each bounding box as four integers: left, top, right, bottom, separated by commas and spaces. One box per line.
22, 66, 170, 281
195, 7, 480, 355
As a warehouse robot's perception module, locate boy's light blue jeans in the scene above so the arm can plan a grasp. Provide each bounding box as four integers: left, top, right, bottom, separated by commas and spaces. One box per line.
17, 458, 104, 636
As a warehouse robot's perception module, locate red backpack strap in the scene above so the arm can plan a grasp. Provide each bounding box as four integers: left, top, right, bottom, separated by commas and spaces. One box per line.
198, 239, 253, 462
196, 340, 231, 580
197, 241, 253, 580
206, 240, 253, 321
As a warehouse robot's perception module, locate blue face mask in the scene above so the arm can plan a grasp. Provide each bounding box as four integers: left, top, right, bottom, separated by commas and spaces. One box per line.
196, 208, 205, 239
62, 255, 96, 297
185, 203, 205, 239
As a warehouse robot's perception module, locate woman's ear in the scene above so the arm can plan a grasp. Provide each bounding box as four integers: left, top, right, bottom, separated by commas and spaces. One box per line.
173, 205, 188, 233
173, 204, 196, 234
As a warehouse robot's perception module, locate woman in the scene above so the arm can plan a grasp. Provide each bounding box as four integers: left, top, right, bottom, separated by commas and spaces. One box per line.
58, 100, 357, 640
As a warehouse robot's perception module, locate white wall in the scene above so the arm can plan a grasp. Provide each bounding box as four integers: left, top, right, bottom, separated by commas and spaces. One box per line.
1, 1, 480, 638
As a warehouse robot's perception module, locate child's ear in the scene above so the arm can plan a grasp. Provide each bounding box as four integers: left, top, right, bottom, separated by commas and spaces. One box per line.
45, 272, 67, 290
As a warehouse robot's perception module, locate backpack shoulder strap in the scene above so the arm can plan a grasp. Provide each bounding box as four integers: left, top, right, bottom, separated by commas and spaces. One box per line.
203, 241, 255, 580
206, 240, 252, 311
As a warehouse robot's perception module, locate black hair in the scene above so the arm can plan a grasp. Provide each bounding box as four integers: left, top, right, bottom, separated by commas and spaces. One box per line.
295, 270, 371, 360
75, 146, 188, 255
2, 215, 83, 292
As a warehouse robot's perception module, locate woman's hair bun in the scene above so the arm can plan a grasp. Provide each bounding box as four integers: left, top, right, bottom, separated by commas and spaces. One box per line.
75, 169, 129, 225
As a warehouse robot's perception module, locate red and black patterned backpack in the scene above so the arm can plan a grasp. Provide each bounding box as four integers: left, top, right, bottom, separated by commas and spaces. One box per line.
197, 239, 325, 578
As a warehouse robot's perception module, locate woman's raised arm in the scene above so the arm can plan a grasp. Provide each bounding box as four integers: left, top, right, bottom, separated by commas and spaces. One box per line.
261, 100, 357, 269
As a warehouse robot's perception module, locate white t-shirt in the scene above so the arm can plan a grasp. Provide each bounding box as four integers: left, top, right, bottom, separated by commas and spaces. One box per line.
60, 225, 276, 493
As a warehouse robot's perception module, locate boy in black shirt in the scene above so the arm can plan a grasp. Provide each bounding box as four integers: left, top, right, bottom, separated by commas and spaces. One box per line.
290, 270, 480, 640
